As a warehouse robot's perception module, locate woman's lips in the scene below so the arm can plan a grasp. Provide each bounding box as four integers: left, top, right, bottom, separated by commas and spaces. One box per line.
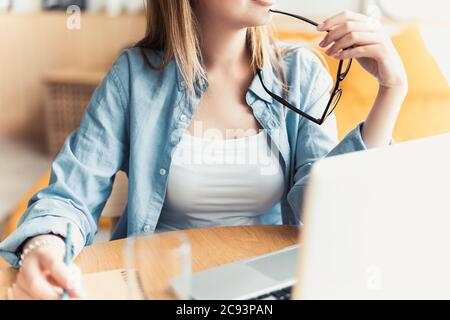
253, 0, 276, 7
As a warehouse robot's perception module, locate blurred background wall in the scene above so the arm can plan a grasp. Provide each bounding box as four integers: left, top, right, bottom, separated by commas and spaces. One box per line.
0, 3, 145, 146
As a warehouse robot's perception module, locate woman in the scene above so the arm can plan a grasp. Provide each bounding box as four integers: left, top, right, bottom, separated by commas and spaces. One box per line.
0, 0, 407, 299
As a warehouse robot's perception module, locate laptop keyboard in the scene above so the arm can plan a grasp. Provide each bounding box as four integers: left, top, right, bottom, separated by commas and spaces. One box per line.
253, 286, 293, 300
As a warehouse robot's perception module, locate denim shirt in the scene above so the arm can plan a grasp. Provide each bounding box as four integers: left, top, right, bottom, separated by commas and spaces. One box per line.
0, 47, 367, 267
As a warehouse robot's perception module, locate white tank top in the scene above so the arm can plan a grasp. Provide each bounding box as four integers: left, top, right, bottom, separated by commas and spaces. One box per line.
157, 130, 285, 231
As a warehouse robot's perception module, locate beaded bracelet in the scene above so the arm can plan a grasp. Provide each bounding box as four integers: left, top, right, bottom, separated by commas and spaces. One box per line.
18, 239, 51, 267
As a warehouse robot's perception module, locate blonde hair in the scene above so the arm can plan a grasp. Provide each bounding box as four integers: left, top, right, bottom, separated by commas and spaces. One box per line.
135, 0, 288, 96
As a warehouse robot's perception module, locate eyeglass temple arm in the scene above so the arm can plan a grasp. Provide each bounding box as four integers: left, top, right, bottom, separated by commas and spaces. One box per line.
270, 9, 320, 27
256, 70, 323, 125
316, 60, 344, 123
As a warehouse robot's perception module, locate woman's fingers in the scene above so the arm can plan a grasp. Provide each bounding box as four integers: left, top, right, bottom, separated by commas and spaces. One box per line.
333, 44, 384, 60
37, 248, 85, 299
13, 244, 84, 300
320, 20, 381, 48
316, 10, 386, 61
318, 10, 369, 31
318, 11, 407, 89
16, 257, 60, 300
325, 32, 384, 56
38, 249, 72, 287
12, 283, 33, 300
65, 265, 85, 298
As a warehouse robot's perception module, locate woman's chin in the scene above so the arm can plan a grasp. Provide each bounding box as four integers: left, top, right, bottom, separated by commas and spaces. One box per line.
246, 11, 273, 27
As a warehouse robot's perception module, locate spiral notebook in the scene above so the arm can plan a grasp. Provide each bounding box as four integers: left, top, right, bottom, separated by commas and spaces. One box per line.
7, 269, 146, 300
81, 269, 146, 300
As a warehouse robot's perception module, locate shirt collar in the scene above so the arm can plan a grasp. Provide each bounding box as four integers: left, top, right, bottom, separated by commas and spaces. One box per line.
175, 64, 208, 96
248, 68, 274, 104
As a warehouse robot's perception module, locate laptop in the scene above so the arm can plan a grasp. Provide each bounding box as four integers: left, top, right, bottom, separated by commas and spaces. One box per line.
183, 133, 450, 300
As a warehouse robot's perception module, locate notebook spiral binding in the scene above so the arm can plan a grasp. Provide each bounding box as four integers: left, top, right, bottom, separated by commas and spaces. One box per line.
120, 269, 148, 300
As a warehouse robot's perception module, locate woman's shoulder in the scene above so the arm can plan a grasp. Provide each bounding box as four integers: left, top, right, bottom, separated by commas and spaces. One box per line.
89, 47, 179, 113
102, 47, 179, 97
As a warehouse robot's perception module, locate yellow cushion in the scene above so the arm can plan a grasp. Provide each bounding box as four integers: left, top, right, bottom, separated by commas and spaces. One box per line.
390, 26, 450, 98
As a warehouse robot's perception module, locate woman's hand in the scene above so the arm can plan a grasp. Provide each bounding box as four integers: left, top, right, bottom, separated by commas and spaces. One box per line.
12, 235, 84, 300
318, 10, 408, 92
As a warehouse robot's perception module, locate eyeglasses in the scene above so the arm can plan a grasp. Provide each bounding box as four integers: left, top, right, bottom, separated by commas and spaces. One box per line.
257, 9, 353, 126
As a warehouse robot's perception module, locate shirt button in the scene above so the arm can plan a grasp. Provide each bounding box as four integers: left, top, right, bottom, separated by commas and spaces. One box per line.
143, 225, 151, 233
259, 111, 268, 120
180, 114, 188, 122
270, 120, 278, 128
159, 168, 167, 176
170, 133, 181, 145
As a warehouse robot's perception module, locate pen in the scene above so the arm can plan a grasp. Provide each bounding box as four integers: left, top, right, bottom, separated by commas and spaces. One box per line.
61, 222, 73, 300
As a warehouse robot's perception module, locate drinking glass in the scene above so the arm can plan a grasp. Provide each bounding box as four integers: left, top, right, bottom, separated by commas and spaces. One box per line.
124, 232, 191, 300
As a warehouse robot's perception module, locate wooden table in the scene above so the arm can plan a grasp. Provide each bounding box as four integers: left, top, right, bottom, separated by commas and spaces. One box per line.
0, 226, 298, 299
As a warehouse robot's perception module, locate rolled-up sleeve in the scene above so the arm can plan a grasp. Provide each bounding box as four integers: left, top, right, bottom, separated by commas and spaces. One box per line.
0, 56, 129, 268
286, 54, 368, 223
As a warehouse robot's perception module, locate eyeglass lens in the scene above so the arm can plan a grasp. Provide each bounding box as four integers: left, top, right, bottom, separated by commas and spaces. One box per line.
326, 89, 343, 120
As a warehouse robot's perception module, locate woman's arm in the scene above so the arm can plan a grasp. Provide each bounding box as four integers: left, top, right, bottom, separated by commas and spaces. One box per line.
318, 10, 408, 149
362, 86, 406, 148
